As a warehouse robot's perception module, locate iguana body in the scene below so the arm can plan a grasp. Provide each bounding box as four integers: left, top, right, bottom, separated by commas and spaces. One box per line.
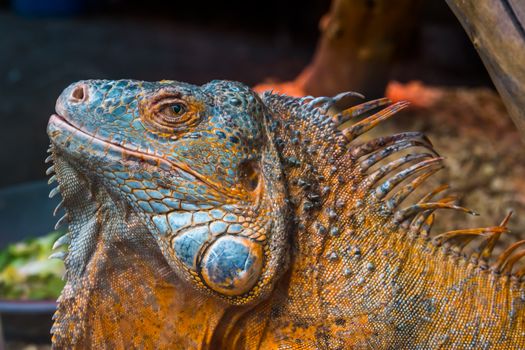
46, 79, 525, 349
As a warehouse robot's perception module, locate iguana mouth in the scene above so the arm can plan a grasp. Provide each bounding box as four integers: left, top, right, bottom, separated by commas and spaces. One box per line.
48, 114, 232, 198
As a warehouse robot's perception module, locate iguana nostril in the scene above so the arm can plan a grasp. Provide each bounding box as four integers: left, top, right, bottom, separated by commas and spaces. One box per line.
70, 84, 87, 103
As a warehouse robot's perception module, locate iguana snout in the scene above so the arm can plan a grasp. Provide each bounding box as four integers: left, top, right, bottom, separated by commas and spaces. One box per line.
48, 79, 289, 305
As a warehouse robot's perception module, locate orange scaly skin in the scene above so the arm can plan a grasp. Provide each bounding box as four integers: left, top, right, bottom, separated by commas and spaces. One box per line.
46, 80, 524, 349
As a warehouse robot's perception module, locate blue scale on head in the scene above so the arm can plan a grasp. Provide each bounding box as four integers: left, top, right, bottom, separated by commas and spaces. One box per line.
93, 125, 110, 138
112, 133, 124, 143
181, 202, 199, 211
193, 211, 212, 224
173, 226, 210, 268
112, 105, 127, 117
107, 87, 122, 100
150, 201, 170, 213
92, 88, 104, 103
171, 192, 184, 200
119, 113, 134, 123
158, 188, 171, 197
131, 119, 144, 131
162, 198, 180, 209
114, 177, 125, 185
180, 171, 197, 183
210, 209, 225, 219
105, 98, 121, 108
155, 136, 169, 145
198, 197, 221, 209
227, 224, 243, 234
138, 201, 154, 213
168, 212, 192, 231
222, 205, 236, 212
128, 100, 138, 110
223, 213, 237, 222
210, 221, 228, 235
202, 164, 213, 175
220, 159, 231, 168
185, 194, 198, 202
133, 190, 150, 201
122, 94, 135, 105
176, 186, 188, 194
116, 80, 128, 88
146, 190, 164, 199
110, 163, 126, 172
126, 181, 144, 189
115, 172, 130, 180
120, 185, 132, 193
196, 185, 206, 195
152, 215, 170, 235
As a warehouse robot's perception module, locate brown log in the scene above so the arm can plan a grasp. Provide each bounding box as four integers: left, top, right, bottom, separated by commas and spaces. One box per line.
253, 0, 422, 98
445, 0, 525, 143
297, 0, 422, 98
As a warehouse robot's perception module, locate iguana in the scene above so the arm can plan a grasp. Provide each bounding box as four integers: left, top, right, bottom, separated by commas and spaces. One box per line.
46, 79, 525, 349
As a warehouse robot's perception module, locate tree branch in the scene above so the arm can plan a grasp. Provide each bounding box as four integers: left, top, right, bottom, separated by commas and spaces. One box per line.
446, 0, 525, 143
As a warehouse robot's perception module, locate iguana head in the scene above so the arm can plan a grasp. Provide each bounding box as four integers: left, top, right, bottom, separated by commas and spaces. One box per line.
47, 79, 288, 304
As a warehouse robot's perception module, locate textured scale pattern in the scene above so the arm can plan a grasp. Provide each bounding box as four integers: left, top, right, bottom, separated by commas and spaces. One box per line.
46, 79, 525, 349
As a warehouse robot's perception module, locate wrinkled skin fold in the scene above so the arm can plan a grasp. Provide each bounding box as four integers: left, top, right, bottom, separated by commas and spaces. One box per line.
47, 79, 525, 349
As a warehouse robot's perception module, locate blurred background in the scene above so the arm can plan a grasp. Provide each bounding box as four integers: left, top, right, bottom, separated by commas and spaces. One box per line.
0, 0, 523, 348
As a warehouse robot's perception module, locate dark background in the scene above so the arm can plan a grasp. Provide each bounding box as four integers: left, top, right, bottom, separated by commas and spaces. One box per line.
0, 0, 492, 188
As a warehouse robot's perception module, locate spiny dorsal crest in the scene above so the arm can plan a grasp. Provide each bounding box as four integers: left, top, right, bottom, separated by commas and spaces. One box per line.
263, 90, 523, 281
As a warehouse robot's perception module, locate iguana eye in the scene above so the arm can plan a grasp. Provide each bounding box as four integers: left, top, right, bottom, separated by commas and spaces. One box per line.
169, 103, 185, 116
157, 101, 190, 126
141, 96, 202, 134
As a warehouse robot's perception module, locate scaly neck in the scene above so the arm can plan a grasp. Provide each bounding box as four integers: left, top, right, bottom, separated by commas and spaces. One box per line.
262, 92, 525, 347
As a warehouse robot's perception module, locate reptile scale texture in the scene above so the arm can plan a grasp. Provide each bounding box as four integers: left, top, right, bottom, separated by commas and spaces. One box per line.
46, 79, 525, 349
